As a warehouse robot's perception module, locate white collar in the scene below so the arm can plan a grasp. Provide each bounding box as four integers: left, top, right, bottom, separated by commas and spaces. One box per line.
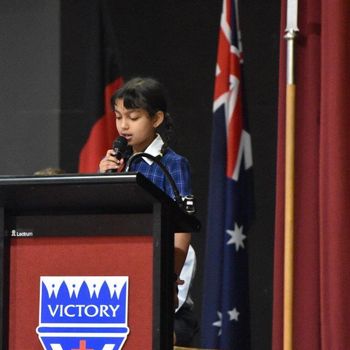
142, 134, 164, 165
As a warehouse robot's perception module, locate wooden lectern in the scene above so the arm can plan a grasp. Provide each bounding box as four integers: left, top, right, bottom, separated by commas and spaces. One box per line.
0, 173, 200, 350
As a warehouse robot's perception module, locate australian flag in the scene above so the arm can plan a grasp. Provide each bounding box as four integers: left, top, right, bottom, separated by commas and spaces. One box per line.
201, 0, 254, 349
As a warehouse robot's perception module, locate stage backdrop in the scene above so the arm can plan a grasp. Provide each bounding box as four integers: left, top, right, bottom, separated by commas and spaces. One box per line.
0, 1, 60, 175
0, 1, 280, 349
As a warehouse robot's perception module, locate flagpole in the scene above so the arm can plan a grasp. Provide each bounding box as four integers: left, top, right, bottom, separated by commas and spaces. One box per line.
283, 1, 298, 350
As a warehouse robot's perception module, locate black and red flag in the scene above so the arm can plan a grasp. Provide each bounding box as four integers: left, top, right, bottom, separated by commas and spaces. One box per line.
77, 1, 123, 173
60, 0, 123, 173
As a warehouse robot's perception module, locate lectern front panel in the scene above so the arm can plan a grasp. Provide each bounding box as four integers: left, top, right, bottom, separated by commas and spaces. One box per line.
8, 235, 153, 350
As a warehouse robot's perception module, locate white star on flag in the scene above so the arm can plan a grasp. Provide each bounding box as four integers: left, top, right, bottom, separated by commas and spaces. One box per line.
226, 222, 246, 251
212, 311, 223, 336
228, 307, 240, 321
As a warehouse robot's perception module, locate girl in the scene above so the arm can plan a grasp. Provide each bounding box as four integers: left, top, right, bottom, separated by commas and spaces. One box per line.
99, 77, 197, 345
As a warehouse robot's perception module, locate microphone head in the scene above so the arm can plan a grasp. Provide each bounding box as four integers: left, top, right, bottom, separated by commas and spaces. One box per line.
112, 136, 128, 160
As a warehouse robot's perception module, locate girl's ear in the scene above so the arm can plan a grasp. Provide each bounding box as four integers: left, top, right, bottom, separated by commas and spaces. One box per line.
153, 111, 164, 128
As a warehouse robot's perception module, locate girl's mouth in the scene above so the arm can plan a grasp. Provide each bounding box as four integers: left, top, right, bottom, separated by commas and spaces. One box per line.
122, 134, 132, 141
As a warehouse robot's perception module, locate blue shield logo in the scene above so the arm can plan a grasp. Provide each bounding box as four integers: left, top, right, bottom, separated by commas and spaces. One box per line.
36, 276, 129, 350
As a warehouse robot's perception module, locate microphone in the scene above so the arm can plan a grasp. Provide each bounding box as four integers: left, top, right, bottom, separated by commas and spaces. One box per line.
106, 136, 128, 173
112, 136, 128, 160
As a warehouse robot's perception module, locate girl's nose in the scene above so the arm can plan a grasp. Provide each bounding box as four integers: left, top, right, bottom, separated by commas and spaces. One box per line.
120, 118, 129, 130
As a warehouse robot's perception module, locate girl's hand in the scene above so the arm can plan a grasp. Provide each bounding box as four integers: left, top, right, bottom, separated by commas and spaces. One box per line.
174, 277, 184, 310
99, 149, 125, 173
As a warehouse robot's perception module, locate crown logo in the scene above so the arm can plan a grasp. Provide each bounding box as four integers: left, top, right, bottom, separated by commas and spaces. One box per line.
37, 276, 129, 350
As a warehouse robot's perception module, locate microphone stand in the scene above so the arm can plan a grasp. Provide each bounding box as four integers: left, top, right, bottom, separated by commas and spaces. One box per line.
125, 152, 195, 214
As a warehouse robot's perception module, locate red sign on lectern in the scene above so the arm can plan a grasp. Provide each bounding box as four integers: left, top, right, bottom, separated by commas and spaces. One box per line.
8, 235, 153, 350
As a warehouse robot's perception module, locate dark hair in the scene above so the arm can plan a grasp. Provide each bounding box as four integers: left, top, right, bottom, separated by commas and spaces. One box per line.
111, 77, 174, 145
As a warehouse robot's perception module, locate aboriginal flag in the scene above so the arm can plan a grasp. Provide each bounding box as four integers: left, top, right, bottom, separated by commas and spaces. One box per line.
77, 1, 123, 173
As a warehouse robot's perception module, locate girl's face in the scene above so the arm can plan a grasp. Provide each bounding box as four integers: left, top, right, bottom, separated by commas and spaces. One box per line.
114, 98, 163, 153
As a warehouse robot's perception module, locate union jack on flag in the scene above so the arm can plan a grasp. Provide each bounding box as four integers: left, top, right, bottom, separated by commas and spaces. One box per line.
201, 0, 254, 348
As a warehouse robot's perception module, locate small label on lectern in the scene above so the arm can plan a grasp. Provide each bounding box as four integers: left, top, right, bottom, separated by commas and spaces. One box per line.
10, 229, 34, 237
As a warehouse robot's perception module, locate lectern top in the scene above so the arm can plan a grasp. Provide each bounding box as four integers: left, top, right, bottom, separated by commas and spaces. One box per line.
0, 172, 200, 232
